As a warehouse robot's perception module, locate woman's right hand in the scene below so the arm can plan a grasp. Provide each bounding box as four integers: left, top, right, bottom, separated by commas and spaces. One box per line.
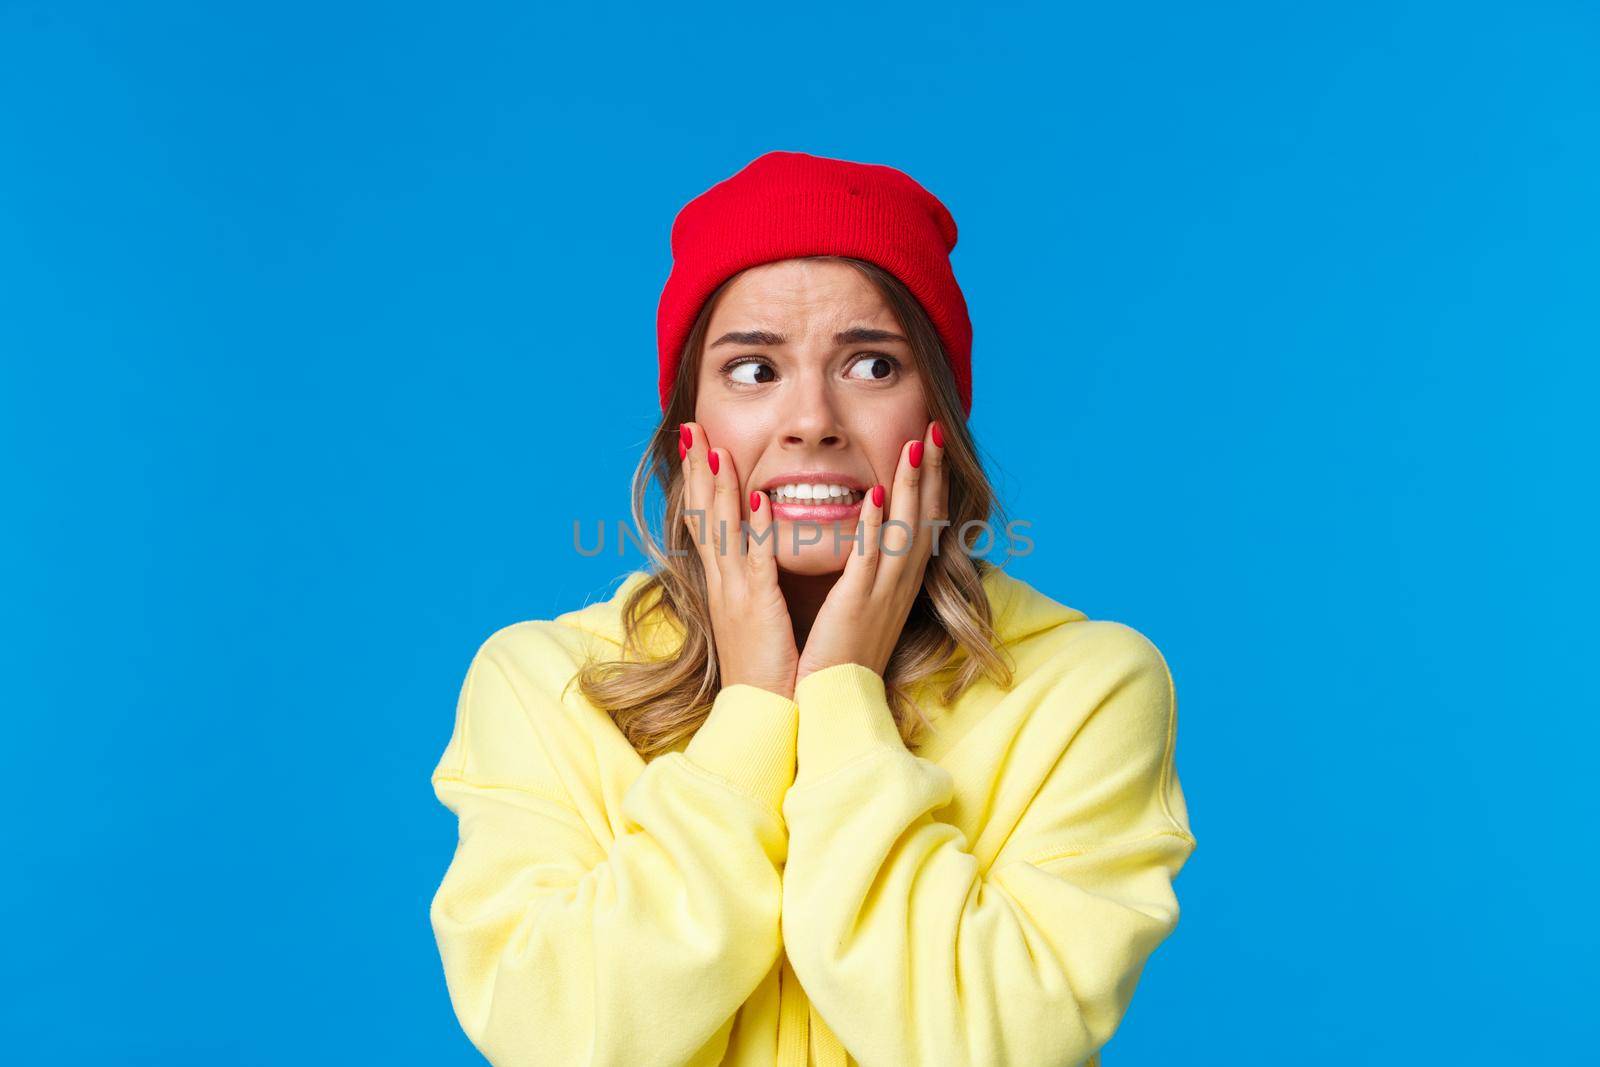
679, 421, 799, 701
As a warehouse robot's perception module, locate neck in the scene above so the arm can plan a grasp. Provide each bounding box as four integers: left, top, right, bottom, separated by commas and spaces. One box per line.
777, 567, 843, 650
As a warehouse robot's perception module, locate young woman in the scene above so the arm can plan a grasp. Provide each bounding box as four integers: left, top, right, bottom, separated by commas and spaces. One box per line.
428, 151, 1197, 1067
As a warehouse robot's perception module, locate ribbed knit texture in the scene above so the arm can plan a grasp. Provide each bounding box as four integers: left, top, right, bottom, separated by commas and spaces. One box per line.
428, 568, 1193, 1066
685, 683, 800, 812
792, 662, 904, 785
656, 150, 974, 414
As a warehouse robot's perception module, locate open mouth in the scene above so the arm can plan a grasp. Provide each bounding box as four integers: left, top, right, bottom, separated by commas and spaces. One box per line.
763, 482, 868, 519
766, 483, 867, 507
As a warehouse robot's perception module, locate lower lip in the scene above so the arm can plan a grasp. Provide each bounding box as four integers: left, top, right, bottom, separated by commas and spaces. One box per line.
770, 498, 865, 521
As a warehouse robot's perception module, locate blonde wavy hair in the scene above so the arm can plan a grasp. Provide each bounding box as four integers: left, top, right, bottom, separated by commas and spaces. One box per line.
577, 255, 1018, 760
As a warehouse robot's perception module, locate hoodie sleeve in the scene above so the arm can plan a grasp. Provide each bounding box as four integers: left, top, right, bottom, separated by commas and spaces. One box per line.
429, 628, 799, 1067
779, 622, 1196, 1067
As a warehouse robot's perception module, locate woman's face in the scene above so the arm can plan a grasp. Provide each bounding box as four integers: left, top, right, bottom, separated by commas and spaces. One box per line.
694, 258, 930, 575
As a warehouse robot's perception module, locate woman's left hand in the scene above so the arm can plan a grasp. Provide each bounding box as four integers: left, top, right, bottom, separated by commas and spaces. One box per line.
796, 420, 948, 683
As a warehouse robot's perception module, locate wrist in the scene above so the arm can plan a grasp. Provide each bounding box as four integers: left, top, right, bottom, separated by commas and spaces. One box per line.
796, 657, 883, 687
721, 677, 795, 702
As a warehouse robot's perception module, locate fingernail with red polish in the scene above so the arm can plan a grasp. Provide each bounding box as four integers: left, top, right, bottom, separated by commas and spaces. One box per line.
909, 441, 923, 468
679, 424, 692, 449
931, 421, 944, 449
749, 490, 761, 512
678, 441, 687, 461
872, 484, 885, 507
708, 450, 720, 475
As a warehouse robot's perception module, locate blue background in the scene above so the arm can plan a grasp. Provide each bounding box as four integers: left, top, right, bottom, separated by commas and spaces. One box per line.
4, 1, 1595, 1062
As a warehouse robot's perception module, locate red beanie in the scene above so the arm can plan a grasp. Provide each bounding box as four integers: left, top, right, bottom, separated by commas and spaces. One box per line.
655, 150, 973, 414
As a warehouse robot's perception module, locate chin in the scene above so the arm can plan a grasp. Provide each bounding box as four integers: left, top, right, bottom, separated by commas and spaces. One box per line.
773, 550, 850, 577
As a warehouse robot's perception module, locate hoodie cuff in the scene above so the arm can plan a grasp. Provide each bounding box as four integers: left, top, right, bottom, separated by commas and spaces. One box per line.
794, 663, 907, 786
683, 683, 799, 812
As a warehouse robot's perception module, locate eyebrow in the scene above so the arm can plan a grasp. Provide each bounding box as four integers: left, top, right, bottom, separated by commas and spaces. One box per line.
707, 327, 909, 348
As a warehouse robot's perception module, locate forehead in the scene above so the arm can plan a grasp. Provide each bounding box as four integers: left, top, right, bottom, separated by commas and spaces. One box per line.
710, 259, 893, 328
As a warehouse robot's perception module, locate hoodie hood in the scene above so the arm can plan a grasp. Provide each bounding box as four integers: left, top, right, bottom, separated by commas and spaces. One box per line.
552, 565, 1087, 670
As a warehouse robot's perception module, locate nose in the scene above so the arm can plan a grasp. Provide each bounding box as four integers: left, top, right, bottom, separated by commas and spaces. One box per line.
781, 372, 846, 449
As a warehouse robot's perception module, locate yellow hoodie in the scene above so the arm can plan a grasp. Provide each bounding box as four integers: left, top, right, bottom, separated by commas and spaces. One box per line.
429, 566, 1196, 1067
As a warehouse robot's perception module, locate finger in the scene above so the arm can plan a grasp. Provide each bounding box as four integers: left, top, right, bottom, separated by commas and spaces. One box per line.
878, 436, 923, 575
843, 480, 887, 589
916, 419, 948, 560
678, 422, 719, 584
745, 486, 778, 583
705, 444, 744, 583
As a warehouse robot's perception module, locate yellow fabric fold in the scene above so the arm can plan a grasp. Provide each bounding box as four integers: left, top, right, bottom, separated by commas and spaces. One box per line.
685, 683, 799, 813
428, 567, 1195, 1066
793, 662, 906, 785
780, 618, 1195, 1066
428, 625, 789, 1066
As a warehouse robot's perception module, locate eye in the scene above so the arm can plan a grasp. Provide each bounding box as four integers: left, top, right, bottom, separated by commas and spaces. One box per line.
847, 353, 902, 381
724, 358, 776, 386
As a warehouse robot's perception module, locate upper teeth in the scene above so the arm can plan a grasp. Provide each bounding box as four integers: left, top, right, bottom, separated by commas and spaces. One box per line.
771, 482, 862, 503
